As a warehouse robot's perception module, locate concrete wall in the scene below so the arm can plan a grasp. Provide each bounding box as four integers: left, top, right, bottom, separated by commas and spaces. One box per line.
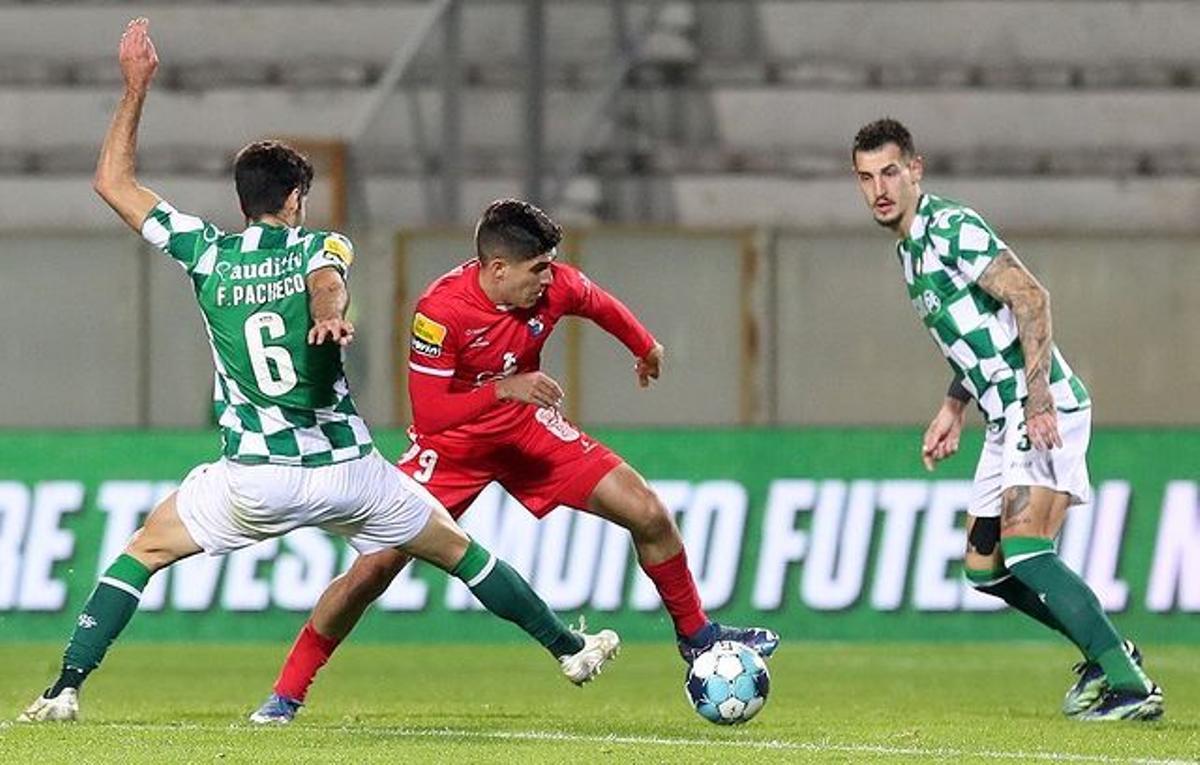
770, 233, 1200, 426
2, 226, 1195, 429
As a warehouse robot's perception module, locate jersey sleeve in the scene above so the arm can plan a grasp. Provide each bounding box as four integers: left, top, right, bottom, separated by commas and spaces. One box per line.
939, 207, 1008, 284
305, 231, 356, 277
407, 366, 500, 435
406, 297, 506, 434
407, 299, 459, 379
558, 263, 657, 358
140, 201, 223, 273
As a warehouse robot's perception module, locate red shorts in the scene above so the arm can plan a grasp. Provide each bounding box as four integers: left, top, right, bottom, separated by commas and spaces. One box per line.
396, 407, 622, 519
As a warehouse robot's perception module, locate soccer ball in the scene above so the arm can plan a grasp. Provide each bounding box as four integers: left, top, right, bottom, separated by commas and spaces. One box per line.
684, 640, 770, 724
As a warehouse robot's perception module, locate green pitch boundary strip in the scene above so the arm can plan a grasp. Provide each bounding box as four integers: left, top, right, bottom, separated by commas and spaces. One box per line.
1, 722, 1193, 765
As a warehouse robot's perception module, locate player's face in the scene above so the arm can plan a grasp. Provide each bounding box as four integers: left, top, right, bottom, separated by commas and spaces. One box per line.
853, 144, 923, 232
502, 250, 555, 308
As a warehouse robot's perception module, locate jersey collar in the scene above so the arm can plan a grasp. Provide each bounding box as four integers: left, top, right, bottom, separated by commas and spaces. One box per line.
902, 194, 931, 244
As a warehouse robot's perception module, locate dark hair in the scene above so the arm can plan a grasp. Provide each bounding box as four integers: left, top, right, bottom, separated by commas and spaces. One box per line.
233, 140, 314, 219
475, 199, 563, 263
852, 118, 916, 161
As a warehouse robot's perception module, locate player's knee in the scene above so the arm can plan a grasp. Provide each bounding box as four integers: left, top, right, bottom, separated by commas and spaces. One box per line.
625, 487, 676, 543
346, 553, 407, 600
124, 532, 173, 573
968, 516, 1001, 557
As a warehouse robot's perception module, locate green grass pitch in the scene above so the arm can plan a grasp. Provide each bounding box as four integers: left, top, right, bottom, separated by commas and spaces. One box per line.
0, 642, 1196, 764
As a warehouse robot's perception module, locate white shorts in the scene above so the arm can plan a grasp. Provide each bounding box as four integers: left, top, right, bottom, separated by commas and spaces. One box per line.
175, 450, 440, 555
968, 405, 1092, 518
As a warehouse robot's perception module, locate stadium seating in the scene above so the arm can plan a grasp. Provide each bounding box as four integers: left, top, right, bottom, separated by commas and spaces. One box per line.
0, 0, 1198, 229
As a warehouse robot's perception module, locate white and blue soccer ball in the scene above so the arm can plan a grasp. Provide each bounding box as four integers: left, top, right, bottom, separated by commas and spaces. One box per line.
684, 640, 770, 724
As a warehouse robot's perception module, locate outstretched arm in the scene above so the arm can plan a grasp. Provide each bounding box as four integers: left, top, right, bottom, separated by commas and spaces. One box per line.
977, 250, 1061, 450
94, 18, 162, 233
570, 276, 659, 386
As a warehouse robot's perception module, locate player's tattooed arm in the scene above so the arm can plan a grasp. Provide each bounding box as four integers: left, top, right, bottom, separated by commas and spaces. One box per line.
94, 18, 162, 233
977, 250, 1062, 449
307, 268, 355, 347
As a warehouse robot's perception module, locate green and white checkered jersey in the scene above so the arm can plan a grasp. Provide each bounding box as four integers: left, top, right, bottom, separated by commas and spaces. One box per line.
141, 201, 373, 466
896, 194, 1090, 424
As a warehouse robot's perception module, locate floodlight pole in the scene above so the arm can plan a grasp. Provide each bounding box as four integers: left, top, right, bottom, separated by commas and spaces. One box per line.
346, 0, 453, 144
547, 0, 668, 209
524, 0, 547, 205
441, 0, 463, 222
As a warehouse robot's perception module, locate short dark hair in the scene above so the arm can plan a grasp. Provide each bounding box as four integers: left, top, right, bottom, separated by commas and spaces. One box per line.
852, 118, 916, 161
475, 199, 563, 262
233, 140, 314, 219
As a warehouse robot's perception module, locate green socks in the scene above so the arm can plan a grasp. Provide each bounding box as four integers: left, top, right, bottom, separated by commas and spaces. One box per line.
964, 565, 1075, 646
1001, 537, 1151, 693
52, 554, 152, 695
451, 539, 583, 659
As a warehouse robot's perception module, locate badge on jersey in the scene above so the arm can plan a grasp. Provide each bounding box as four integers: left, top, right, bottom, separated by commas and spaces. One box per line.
321, 234, 355, 269
411, 312, 448, 358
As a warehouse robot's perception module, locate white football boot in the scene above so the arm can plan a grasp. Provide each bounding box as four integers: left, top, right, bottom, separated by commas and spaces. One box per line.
559, 617, 620, 686
17, 688, 79, 723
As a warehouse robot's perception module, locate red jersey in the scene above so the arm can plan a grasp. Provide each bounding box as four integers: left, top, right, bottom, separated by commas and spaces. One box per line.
406, 260, 656, 452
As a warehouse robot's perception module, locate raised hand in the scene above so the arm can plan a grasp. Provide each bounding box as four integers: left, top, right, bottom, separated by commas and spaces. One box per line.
118, 17, 159, 93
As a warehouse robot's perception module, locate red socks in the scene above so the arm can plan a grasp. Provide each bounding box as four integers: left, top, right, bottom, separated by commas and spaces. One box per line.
273, 621, 341, 702
641, 550, 708, 639
271, 554, 705, 701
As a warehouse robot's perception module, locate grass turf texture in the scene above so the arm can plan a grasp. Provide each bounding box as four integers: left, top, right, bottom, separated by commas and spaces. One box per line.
0, 642, 1196, 764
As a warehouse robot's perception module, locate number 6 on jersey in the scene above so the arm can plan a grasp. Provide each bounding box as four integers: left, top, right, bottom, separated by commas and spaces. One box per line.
244, 312, 298, 396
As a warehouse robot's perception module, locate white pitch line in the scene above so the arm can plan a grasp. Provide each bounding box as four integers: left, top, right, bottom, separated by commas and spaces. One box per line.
17, 722, 1193, 765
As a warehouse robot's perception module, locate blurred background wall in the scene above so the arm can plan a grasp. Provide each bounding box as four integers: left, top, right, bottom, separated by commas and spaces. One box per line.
1, 1, 1197, 428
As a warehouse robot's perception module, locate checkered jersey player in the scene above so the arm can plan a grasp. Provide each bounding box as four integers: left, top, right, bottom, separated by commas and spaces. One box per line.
18, 18, 617, 724
852, 117, 1162, 721
249, 199, 780, 723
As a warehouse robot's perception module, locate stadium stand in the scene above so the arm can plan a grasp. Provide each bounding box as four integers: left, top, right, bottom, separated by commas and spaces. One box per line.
0, 0, 1198, 229
2, 1, 1198, 428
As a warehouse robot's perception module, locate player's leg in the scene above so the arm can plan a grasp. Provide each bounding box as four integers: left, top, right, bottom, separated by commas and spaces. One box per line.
962, 427, 1075, 640
252, 451, 490, 723
19, 491, 203, 722
250, 549, 412, 723
960, 506, 1147, 716
399, 503, 618, 685
999, 485, 1160, 720
962, 411, 1122, 701
324, 452, 616, 686
963, 513, 1074, 642
312, 549, 411, 640
504, 411, 776, 663
585, 463, 779, 662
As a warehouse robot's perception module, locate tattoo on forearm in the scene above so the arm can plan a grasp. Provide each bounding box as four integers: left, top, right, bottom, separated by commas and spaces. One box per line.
978, 251, 1053, 411
1001, 486, 1032, 529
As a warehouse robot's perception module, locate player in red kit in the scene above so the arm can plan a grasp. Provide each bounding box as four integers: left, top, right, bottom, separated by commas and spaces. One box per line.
249, 199, 779, 724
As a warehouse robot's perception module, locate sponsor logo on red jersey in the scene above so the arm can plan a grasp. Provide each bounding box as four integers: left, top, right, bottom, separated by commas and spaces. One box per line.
411, 312, 447, 358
